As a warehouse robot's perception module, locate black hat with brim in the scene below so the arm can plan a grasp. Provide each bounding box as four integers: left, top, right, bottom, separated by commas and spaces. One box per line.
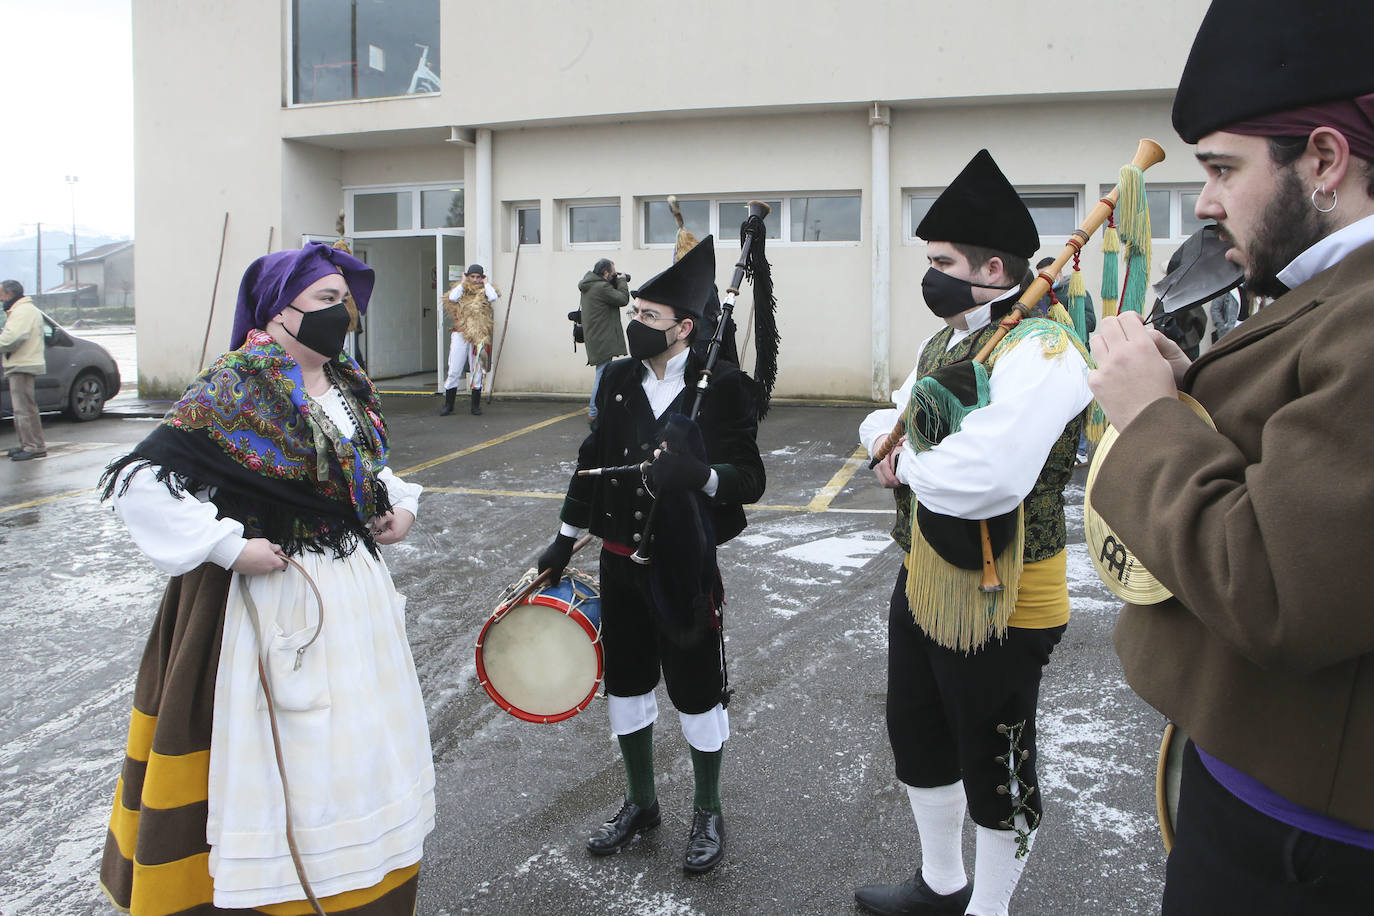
1172, 0, 1374, 143
632, 235, 716, 320
915, 149, 1039, 259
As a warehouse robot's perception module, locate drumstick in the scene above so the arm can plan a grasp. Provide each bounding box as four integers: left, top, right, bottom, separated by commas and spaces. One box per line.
505, 534, 596, 610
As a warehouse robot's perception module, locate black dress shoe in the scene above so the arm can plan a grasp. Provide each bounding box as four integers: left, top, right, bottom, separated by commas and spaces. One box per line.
854, 870, 972, 915
11, 450, 46, 461
683, 809, 725, 874
586, 798, 660, 855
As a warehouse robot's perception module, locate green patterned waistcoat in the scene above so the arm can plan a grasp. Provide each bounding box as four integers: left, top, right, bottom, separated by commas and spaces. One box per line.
890, 324, 1081, 561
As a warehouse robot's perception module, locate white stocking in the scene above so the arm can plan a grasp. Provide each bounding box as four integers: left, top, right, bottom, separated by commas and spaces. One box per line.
904, 781, 968, 895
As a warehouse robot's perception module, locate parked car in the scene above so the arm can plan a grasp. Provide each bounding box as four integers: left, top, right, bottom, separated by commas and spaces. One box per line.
0, 311, 122, 422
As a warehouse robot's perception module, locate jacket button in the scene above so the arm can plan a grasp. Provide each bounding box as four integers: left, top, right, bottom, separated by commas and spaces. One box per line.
635, 487, 645, 497
641, 442, 651, 451
632, 533, 642, 543
623, 447, 630, 457
611, 478, 620, 487
634, 511, 644, 520
615, 394, 623, 402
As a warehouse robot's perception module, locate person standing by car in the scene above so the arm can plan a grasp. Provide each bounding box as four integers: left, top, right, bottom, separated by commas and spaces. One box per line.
0, 280, 47, 461
578, 258, 631, 426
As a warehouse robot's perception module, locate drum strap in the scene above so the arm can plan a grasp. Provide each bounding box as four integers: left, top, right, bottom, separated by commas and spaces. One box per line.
241, 558, 328, 916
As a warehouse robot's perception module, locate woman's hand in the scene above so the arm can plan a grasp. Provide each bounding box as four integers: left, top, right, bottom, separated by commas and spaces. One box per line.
232, 538, 288, 574
371, 509, 415, 545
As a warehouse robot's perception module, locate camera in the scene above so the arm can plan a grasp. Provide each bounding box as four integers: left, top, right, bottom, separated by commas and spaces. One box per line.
567, 309, 584, 345
618, 272, 630, 283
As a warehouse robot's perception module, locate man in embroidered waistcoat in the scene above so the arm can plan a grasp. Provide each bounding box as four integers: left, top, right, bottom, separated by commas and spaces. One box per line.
535, 237, 765, 875
1089, 2, 1374, 912
856, 150, 1092, 916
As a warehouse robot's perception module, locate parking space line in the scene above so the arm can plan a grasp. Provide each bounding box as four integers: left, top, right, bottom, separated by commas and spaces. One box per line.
396, 408, 586, 476
422, 488, 891, 515
1, 488, 97, 515
805, 446, 869, 513
423, 487, 566, 500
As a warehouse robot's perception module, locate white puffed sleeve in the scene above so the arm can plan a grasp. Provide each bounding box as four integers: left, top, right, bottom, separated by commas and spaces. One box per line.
110, 465, 247, 576
378, 466, 422, 518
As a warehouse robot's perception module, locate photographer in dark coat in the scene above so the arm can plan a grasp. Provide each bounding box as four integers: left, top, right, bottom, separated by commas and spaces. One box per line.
577, 258, 631, 425
538, 237, 764, 876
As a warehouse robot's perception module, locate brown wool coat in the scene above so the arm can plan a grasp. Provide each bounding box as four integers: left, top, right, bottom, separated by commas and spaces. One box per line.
1096, 240, 1374, 830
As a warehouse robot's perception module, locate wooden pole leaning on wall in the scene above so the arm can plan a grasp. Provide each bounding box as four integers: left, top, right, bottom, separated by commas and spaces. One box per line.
487, 241, 523, 404
199, 212, 231, 370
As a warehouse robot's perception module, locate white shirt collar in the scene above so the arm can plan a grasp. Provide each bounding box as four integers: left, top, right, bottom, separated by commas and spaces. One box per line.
642, 346, 690, 381
1276, 212, 1374, 290
945, 285, 1017, 349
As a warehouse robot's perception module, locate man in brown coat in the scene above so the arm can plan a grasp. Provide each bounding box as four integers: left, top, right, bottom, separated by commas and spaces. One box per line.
1088, 2, 1374, 912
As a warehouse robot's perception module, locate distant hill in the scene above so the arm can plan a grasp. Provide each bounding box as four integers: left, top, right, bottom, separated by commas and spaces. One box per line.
0, 228, 131, 295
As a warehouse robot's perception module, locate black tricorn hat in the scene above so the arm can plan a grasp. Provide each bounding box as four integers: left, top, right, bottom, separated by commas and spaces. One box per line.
633, 236, 716, 320
916, 150, 1039, 259
1173, 0, 1374, 143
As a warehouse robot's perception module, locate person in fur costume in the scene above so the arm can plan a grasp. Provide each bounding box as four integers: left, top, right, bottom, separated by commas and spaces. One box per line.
440, 264, 500, 415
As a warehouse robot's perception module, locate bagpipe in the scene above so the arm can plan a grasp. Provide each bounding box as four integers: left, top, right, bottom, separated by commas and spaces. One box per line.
872, 139, 1167, 603
582, 199, 777, 565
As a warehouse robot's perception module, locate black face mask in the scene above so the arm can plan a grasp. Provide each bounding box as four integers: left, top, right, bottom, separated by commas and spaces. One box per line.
920, 267, 1015, 318
285, 302, 351, 358
626, 318, 676, 361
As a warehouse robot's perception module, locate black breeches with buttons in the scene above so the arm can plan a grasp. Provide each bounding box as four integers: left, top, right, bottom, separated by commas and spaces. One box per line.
598, 549, 725, 714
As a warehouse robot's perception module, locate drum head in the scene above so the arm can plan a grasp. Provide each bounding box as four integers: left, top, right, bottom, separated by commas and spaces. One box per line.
478, 602, 601, 722
1084, 392, 1215, 604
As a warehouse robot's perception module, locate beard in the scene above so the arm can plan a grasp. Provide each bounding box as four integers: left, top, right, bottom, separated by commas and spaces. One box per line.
1231, 165, 1330, 298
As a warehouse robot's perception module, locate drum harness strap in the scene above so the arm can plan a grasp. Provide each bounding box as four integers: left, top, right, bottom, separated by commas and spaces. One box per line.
241, 557, 329, 916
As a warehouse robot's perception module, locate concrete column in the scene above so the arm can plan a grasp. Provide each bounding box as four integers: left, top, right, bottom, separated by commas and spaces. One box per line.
870, 103, 892, 402
475, 128, 493, 271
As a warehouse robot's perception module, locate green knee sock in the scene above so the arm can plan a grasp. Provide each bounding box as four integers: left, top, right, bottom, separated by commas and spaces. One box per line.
691, 747, 723, 814
617, 725, 656, 807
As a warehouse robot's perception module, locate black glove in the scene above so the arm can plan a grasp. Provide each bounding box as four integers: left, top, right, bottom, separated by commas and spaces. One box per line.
537, 533, 576, 582
647, 449, 710, 494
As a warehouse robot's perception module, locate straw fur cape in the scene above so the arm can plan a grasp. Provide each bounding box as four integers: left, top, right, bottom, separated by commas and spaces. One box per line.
444, 280, 498, 346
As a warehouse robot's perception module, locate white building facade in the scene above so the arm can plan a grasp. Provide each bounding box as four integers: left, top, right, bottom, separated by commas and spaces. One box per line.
131, 0, 1212, 400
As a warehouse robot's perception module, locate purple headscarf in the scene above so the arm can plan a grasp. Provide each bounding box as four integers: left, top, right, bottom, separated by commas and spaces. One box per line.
230, 242, 375, 350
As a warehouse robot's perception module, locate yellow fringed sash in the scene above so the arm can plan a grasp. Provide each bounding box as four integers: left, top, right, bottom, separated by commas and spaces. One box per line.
905, 504, 1025, 652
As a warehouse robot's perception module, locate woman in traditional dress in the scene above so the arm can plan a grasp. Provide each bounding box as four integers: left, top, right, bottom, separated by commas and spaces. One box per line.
99, 242, 434, 915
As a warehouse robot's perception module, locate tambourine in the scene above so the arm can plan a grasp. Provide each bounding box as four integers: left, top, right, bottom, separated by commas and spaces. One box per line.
1083, 392, 1215, 604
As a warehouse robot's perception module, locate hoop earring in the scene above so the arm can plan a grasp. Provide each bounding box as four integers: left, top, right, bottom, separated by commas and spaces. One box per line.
1311, 186, 1338, 213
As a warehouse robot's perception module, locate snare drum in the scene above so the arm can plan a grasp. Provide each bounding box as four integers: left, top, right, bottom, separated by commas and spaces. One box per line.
475, 568, 603, 724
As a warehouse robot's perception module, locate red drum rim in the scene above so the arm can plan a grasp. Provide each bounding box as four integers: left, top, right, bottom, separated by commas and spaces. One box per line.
475, 594, 604, 725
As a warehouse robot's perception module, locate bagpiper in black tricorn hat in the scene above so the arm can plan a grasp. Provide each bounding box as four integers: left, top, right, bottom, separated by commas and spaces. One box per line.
631, 233, 716, 321
1172, 0, 1374, 157
916, 148, 1040, 259
905, 149, 1038, 580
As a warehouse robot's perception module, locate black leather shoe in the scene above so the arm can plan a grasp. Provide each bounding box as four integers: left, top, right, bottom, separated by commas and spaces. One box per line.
854, 870, 972, 915
683, 809, 725, 874
11, 450, 46, 461
586, 799, 660, 855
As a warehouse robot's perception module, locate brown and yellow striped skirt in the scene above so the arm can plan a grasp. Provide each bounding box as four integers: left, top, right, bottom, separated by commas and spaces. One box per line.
99, 563, 418, 915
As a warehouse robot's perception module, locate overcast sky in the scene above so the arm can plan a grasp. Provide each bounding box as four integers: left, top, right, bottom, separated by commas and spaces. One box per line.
3, 0, 134, 238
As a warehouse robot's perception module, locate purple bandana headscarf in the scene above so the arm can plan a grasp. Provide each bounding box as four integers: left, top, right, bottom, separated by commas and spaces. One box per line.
230, 242, 375, 350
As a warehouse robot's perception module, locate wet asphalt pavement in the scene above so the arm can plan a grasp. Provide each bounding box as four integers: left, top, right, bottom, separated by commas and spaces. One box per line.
0, 393, 1167, 915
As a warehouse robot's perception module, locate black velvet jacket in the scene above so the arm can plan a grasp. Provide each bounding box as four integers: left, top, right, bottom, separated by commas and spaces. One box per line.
560, 352, 765, 549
